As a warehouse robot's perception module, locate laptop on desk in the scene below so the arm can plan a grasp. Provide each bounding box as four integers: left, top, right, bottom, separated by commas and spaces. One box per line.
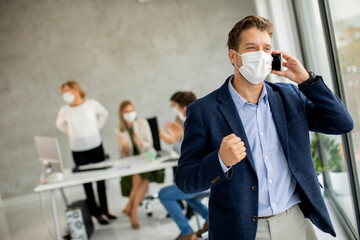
34, 136, 65, 182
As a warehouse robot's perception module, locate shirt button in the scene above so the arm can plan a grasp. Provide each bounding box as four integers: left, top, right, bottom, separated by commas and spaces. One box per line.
269, 179, 273, 184
251, 186, 257, 191
265, 156, 268, 160
272, 203, 276, 207
252, 216, 257, 222
260, 132, 264, 136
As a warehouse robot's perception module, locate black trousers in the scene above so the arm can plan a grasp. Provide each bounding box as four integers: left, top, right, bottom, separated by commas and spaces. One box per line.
72, 144, 108, 217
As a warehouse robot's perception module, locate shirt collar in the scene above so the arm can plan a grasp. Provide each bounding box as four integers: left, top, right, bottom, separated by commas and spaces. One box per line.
228, 76, 268, 108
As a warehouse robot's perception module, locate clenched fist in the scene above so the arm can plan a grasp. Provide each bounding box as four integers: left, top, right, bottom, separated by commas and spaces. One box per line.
219, 134, 247, 167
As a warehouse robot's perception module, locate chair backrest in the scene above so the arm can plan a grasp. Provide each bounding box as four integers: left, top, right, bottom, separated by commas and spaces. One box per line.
147, 117, 161, 151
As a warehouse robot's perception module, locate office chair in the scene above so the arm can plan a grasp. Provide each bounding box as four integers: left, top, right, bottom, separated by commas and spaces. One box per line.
147, 117, 161, 151
143, 117, 166, 217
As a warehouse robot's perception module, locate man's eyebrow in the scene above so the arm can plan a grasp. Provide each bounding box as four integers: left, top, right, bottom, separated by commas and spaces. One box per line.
244, 42, 272, 47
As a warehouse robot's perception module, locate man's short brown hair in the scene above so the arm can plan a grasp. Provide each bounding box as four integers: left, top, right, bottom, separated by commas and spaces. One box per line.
227, 15, 273, 51
173, 91, 197, 108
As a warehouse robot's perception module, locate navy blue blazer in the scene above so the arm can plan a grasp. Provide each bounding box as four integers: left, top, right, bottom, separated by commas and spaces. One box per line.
175, 75, 353, 240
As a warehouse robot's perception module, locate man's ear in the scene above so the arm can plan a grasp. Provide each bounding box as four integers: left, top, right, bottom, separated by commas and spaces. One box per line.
228, 49, 236, 66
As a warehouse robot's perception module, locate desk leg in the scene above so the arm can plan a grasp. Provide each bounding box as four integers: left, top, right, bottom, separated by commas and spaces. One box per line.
50, 190, 62, 240
60, 188, 69, 208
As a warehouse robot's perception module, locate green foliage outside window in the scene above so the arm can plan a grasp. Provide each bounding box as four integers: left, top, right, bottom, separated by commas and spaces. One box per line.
311, 133, 346, 173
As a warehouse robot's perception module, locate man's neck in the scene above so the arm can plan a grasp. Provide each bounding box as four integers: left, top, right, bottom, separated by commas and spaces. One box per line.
232, 73, 264, 104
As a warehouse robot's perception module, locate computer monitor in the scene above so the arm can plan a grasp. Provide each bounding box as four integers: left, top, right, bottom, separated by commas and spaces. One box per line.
34, 136, 64, 177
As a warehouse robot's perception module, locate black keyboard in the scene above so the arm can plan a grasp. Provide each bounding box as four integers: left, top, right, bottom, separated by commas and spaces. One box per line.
72, 166, 112, 173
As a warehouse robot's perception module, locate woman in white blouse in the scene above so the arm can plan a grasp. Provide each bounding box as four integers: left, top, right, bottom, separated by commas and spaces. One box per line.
56, 81, 116, 225
115, 100, 164, 229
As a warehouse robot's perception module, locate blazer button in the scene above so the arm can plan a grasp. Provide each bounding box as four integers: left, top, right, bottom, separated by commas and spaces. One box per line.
251, 186, 257, 191
252, 216, 257, 222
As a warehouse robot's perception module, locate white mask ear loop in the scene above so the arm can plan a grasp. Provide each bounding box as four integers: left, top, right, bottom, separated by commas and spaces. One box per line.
232, 50, 242, 70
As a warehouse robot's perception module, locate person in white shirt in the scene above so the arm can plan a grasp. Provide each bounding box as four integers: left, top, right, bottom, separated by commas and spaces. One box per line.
56, 80, 116, 225
114, 100, 164, 229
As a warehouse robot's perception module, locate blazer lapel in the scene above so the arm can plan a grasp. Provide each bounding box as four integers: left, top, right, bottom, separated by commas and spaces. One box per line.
266, 83, 289, 160
217, 77, 256, 171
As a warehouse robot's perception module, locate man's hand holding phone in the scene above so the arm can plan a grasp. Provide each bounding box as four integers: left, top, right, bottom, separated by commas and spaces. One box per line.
271, 50, 310, 84
219, 134, 247, 167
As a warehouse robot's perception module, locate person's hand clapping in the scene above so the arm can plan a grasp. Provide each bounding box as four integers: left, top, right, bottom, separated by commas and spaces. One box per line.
159, 121, 183, 144
271, 50, 310, 84
219, 134, 247, 167
166, 122, 183, 142
159, 128, 174, 144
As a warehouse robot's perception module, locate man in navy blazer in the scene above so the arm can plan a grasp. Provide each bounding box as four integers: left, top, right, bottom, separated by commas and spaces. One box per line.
175, 15, 353, 240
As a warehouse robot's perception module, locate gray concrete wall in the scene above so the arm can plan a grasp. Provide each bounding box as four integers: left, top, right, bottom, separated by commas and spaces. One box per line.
0, 0, 256, 198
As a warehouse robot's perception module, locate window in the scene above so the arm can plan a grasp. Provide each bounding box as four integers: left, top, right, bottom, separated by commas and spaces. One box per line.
294, 0, 360, 238
326, 0, 360, 236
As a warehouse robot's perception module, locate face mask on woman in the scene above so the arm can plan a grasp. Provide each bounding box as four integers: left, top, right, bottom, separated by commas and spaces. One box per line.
62, 91, 75, 104
123, 111, 137, 123
233, 50, 272, 85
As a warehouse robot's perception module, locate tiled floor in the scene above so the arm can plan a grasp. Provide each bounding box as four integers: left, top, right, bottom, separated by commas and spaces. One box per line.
0, 173, 350, 240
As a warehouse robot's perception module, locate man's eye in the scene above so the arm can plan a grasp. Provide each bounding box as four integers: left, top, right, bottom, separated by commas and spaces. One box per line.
248, 47, 255, 50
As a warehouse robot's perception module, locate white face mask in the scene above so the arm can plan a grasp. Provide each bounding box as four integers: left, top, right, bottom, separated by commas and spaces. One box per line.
178, 112, 186, 122
62, 91, 75, 104
172, 106, 178, 115
123, 111, 137, 123
173, 106, 186, 122
234, 50, 272, 85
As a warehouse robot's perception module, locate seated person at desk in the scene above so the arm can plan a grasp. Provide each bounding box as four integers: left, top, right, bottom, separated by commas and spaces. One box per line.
159, 92, 209, 240
159, 91, 195, 156
56, 80, 116, 225
114, 100, 164, 229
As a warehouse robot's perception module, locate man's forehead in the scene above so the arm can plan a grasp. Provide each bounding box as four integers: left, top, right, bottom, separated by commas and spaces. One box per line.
240, 29, 271, 45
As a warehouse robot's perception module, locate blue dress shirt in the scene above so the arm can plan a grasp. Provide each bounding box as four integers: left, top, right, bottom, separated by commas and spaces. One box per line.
219, 78, 300, 217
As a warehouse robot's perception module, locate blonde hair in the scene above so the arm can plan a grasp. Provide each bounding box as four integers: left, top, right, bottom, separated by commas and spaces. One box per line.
119, 100, 135, 132
61, 81, 86, 98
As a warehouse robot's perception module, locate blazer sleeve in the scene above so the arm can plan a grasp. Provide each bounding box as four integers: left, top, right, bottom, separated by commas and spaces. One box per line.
114, 128, 123, 157
175, 105, 229, 194
137, 119, 154, 153
114, 128, 132, 158
295, 76, 354, 134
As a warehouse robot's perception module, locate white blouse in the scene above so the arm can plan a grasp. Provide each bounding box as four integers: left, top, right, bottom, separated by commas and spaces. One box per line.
56, 99, 108, 151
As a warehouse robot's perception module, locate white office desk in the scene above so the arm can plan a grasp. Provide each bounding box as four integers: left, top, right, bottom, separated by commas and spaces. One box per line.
34, 151, 179, 240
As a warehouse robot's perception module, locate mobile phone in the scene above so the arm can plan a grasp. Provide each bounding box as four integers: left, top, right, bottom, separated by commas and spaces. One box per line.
272, 53, 282, 71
